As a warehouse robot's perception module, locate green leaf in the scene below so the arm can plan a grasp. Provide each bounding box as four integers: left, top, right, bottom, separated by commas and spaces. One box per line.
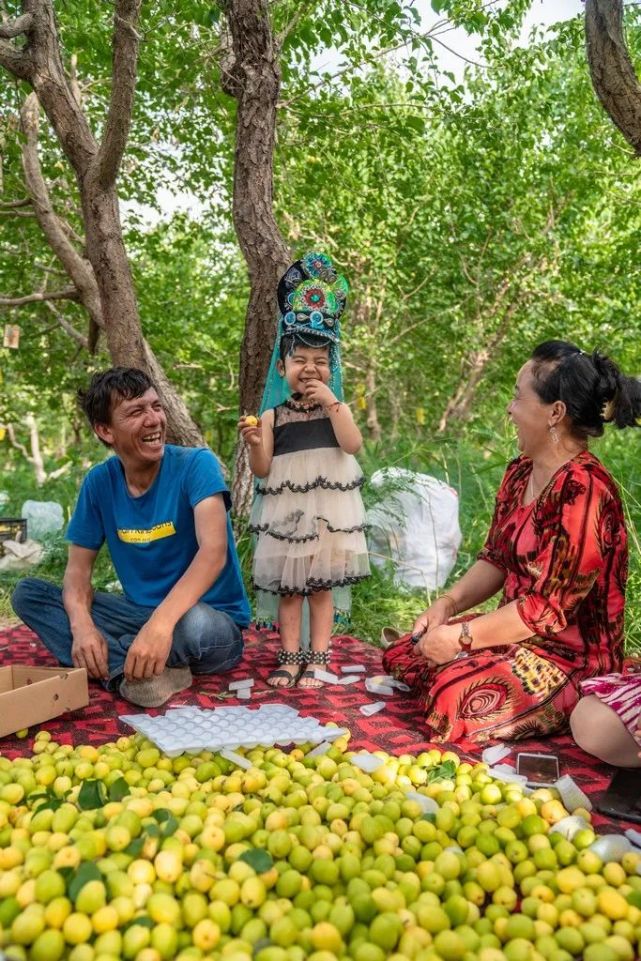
239, 849, 273, 873
427, 761, 457, 783
68, 862, 102, 902
28, 792, 50, 805
77, 779, 108, 810
123, 914, 155, 931
108, 777, 130, 802
34, 797, 65, 813
152, 809, 179, 837
405, 115, 425, 134
124, 838, 144, 857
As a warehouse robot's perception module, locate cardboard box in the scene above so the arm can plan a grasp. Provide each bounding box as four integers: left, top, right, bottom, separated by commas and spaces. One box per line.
0, 665, 89, 738
0, 518, 27, 556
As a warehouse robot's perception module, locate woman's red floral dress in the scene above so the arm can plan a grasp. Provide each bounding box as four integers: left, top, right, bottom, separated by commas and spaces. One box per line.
382, 451, 627, 748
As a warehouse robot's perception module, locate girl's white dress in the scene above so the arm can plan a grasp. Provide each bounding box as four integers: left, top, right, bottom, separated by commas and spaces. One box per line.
250, 399, 370, 595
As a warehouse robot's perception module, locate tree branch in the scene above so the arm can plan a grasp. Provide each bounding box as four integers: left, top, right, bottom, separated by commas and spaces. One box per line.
0, 36, 31, 79
6, 424, 30, 462
0, 197, 31, 209
19, 1, 97, 175
0, 287, 79, 307
43, 299, 89, 349
585, 0, 641, 155
0, 12, 32, 37
275, 0, 315, 49
20, 93, 104, 329
96, 0, 143, 187
0, 208, 35, 217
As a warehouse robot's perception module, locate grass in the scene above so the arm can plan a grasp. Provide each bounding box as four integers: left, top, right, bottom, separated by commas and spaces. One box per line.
1, 426, 640, 652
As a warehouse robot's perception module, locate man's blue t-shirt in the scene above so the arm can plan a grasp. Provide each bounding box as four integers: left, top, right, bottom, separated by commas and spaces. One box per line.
66, 445, 250, 626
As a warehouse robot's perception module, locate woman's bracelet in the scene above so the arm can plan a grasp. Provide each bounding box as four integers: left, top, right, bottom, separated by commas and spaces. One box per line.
438, 592, 458, 615
326, 400, 342, 413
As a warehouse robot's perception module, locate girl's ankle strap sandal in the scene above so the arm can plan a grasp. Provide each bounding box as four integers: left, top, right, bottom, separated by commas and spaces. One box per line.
305, 650, 330, 667
276, 649, 307, 665
267, 648, 307, 689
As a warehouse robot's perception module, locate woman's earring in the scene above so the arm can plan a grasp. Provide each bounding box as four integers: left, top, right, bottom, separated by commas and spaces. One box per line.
548, 425, 559, 445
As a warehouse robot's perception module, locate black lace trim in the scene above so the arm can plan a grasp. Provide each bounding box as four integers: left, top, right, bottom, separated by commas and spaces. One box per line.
249, 519, 368, 543
256, 475, 365, 496
253, 573, 370, 597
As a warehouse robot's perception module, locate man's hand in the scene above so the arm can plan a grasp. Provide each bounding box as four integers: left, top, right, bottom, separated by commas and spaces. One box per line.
124, 621, 173, 681
71, 628, 109, 680
416, 623, 461, 665
304, 379, 337, 408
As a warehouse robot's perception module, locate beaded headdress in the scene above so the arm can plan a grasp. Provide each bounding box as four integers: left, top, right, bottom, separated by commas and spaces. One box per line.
259, 252, 349, 414
278, 251, 349, 345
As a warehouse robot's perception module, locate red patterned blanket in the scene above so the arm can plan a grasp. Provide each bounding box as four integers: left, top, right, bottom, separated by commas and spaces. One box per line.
0, 625, 634, 833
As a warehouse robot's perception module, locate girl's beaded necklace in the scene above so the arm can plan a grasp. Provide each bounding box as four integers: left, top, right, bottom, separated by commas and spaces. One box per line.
286, 394, 322, 417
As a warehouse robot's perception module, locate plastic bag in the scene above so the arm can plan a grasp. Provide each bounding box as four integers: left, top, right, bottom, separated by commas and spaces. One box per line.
21, 500, 64, 541
0, 538, 44, 571
366, 467, 461, 591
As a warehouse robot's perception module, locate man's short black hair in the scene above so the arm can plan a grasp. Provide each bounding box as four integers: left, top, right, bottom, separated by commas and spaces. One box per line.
78, 368, 157, 439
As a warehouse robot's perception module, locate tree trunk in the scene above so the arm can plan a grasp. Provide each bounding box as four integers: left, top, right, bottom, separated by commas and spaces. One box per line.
7, 417, 46, 486
221, 0, 291, 514
26, 414, 46, 487
389, 389, 402, 442
0, 0, 204, 447
437, 348, 492, 433
365, 364, 382, 442
81, 182, 204, 445
585, 0, 641, 155
438, 303, 518, 433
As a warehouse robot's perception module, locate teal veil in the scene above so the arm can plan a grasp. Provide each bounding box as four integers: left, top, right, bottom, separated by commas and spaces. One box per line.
253, 252, 352, 642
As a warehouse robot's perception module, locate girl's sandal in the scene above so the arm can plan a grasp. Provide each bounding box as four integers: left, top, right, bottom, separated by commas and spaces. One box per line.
298, 649, 330, 689
267, 649, 306, 688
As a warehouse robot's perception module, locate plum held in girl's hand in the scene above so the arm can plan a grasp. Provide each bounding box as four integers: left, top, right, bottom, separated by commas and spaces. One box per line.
244, 415, 259, 427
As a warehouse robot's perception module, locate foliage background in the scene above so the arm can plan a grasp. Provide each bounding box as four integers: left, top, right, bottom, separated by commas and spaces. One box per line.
1, 2, 640, 650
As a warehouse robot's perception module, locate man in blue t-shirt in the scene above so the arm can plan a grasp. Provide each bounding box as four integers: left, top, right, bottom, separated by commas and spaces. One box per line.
12, 368, 250, 707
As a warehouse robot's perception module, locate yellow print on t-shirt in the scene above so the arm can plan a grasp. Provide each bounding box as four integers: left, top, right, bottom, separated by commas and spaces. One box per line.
117, 521, 176, 544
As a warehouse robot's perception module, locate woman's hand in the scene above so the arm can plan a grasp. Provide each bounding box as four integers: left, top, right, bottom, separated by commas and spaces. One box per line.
412, 596, 456, 638
416, 623, 462, 665
238, 415, 263, 448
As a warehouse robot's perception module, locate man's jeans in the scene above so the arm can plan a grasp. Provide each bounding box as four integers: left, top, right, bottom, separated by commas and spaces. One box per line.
11, 577, 244, 690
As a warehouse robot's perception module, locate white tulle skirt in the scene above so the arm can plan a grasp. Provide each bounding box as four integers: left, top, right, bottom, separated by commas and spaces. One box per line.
250, 448, 370, 596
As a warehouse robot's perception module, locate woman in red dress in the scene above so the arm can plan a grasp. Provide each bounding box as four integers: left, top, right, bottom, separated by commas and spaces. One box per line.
383, 341, 641, 749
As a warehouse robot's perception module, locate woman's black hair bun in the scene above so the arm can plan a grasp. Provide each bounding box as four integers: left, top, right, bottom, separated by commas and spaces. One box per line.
592, 350, 641, 429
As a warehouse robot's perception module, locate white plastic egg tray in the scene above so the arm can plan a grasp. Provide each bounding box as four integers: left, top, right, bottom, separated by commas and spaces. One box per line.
119, 703, 348, 757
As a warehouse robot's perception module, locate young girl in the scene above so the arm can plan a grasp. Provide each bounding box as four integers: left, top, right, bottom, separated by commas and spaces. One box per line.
239, 252, 370, 688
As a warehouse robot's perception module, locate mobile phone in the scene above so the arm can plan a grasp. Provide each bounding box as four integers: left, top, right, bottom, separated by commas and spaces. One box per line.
516, 752, 560, 787
596, 768, 641, 825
